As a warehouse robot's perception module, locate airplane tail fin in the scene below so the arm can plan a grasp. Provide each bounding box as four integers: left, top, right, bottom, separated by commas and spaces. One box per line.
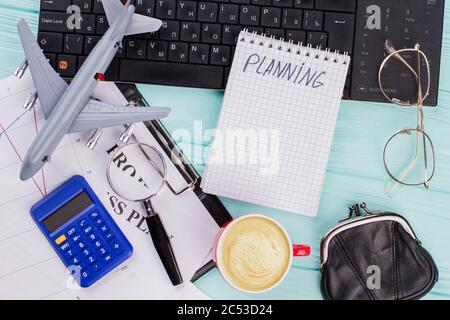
103, 0, 162, 35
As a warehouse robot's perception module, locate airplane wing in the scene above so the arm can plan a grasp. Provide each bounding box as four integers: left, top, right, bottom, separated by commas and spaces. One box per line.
17, 19, 67, 119
68, 99, 171, 133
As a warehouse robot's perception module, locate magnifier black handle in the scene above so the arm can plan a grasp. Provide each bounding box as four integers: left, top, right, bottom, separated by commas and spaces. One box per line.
146, 214, 183, 286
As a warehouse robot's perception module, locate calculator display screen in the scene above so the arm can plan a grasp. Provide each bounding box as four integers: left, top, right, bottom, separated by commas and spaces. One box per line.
43, 192, 92, 232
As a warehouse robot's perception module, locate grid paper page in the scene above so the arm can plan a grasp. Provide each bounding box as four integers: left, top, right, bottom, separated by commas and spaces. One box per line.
202, 31, 350, 217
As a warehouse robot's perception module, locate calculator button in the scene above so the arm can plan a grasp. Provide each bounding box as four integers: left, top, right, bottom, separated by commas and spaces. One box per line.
59, 241, 71, 252
71, 233, 82, 243
67, 227, 76, 236
82, 247, 93, 257
69, 256, 81, 265
94, 218, 104, 226
81, 270, 90, 279
102, 254, 113, 264
104, 232, 115, 242
99, 225, 110, 234
92, 262, 102, 272
87, 232, 99, 243
82, 226, 94, 235
55, 234, 67, 245
93, 240, 104, 249
97, 247, 108, 256
77, 241, 87, 250
89, 211, 99, 220
111, 241, 125, 255
79, 219, 90, 228
86, 255, 96, 265
65, 249, 77, 258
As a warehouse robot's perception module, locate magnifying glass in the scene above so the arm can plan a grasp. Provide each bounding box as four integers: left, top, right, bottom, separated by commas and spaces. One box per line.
106, 143, 183, 285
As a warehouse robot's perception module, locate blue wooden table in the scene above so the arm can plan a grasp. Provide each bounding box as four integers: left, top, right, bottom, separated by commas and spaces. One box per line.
1, 0, 449, 300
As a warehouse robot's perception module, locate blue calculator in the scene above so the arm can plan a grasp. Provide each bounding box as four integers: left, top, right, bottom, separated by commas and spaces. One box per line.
31, 175, 133, 288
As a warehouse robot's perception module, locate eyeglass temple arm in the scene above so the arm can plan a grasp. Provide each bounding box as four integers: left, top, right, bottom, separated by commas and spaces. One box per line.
384, 40, 419, 79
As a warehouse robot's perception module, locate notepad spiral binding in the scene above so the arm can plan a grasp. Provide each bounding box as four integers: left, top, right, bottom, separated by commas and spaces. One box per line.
239, 29, 349, 65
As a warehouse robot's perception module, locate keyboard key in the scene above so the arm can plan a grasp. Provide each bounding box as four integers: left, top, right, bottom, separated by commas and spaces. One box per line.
105, 58, 119, 81
177, 1, 197, 21
198, 2, 218, 22
211, 45, 230, 66
155, 0, 176, 19
160, 21, 180, 40
57, 54, 77, 76
286, 30, 305, 43
45, 53, 57, 68
303, 10, 323, 31
261, 7, 281, 27
120, 60, 224, 88
41, 0, 71, 11
222, 25, 242, 45
55, 234, 67, 245
96, 15, 108, 34
104, 232, 116, 242
39, 12, 71, 33
72, 0, 92, 13
246, 26, 264, 34
265, 28, 285, 39
240, 5, 260, 26
77, 14, 96, 34
168, 42, 189, 62
273, 0, 293, 7
307, 31, 327, 48
324, 12, 354, 53
111, 241, 125, 255
64, 34, 83, 54
38, 32, 63, 53
148, 41, 168, 60
202, 24, 221, 43
316, 0, 356, 13
135, 0, 155, 16
219, 4, 239, 24
93, 0, 105, 14
180, 22, 201, 42
294, 0, 313, 8
252, 0, 271, 4
189, 44, 209, 64
282, 9, 302, 29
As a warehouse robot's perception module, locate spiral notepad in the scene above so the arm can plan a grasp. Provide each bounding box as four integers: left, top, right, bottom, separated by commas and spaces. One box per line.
202, 31, 350, 217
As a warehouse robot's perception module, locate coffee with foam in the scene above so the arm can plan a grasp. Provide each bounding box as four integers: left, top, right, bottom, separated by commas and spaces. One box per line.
218, 216, 291, 292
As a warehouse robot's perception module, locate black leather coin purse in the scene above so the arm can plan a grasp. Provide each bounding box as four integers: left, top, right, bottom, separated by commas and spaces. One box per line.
320, 203, 438, 300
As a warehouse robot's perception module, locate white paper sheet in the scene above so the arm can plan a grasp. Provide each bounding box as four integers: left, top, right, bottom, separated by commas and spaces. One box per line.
0, 71, 219, 299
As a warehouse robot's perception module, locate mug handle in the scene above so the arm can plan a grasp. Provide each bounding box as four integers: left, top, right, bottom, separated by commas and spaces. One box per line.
293, 245, 310, 257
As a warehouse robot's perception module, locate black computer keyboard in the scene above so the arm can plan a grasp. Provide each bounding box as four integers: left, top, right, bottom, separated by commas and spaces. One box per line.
38, 0, 444, 105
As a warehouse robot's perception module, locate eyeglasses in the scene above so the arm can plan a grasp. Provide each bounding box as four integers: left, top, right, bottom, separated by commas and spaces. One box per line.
378, 40, 435, 195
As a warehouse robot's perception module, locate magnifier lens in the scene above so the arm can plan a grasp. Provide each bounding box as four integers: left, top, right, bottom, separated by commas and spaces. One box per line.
107, 143, 166, 201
